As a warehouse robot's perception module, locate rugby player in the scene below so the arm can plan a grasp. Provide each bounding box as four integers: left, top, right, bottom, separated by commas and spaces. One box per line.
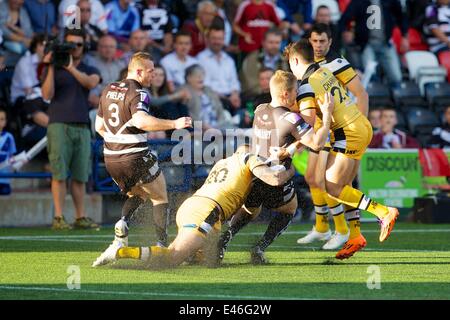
296, 23, 369, 251
94, 52, 192, 250
92, 145, 296, 267
217, 70, 335, 264
285, 40, 399, 259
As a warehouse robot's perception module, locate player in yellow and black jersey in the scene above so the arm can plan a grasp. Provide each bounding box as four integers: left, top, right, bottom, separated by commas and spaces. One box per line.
294, 23, 370, 256
92, 145, 295, 268
285, 39, 399, 259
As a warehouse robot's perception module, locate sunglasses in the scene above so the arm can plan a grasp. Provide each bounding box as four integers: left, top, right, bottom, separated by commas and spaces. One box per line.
68, 42, 84, 48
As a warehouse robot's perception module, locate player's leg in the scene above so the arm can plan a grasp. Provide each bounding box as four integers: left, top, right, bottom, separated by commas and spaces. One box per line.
141, 172, 170, 247
216, 180, 266, 261
217, 205, 261, 263
252, 194, 297, 264
92, 229, 206, 267
112, 186, 147, 246
297, 151, 332, 244
333, 159, 367, 259
325, 152, 399, 242
315, 149, 349, 250
344, 161, 363, 240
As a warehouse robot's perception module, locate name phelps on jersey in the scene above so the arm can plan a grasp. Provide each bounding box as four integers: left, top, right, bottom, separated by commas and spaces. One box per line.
98, 79, 152, 160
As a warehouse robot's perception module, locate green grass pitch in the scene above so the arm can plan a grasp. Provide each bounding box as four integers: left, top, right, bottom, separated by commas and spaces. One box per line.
0, 222, 449, 300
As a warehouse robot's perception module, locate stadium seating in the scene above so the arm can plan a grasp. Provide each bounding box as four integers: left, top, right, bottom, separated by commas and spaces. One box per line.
404, 51, 447, 95
392, 27, 429, 54
392, 81, 427, 109
425, 82, 450, 114
438, 51, 450, 82
395, 110, 408, 132
405, 106, 441, 145
367, 82, 393, 108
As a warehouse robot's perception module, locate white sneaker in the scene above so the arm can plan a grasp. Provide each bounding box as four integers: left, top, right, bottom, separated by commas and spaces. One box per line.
296, 227, 332, 244
322, 231, 350, 250
92, 240, 123, 267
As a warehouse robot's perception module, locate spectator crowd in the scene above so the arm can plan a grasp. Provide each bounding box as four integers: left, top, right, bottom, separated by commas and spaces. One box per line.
1, 0, 450, 189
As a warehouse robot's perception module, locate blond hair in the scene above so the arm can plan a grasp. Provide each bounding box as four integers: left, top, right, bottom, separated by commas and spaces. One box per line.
270, 70, 297, 97
128, 52, 153, 73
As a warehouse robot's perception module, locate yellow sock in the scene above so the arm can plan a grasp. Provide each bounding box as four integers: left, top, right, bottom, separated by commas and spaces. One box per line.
325, 194, 348, 235
343, 204, 361, 239
349, 220, 361, 239
116, 246, 169, 262
337, 185, 389, 219
117, 247, 141, 259
150, 246, 170, 257
310, 187, 329, 233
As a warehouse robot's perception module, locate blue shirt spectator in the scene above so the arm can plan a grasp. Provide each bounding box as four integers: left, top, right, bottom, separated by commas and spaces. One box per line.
105, 0, 140, 41
277, 0, 312, 25
24, 0, 56, 34
0, 109, 17, 195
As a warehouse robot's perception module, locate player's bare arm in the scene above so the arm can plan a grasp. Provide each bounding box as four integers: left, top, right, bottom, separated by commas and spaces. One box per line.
95, 115, 106, 138
132, 111, 192, 131
346, 76, 368, 117
251, 161, 295, 186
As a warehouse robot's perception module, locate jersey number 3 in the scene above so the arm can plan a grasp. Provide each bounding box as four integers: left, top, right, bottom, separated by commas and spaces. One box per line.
108, 103, 120, 127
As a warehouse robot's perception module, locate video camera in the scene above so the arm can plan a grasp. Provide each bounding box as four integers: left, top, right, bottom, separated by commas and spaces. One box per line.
44, 39, 76, 68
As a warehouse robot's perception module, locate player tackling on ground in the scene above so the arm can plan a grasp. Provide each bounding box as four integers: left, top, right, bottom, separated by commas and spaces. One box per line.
94, 52, 192, 252
92, 71, 335, 268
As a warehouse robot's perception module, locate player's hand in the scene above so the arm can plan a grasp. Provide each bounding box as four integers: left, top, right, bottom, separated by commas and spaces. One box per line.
269, 146, 290, 161
318, 92, 334, 115
174, 117, 192, 129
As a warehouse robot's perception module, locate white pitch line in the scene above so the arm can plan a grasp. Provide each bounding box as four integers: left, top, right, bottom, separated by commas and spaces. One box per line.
0, 285, 309, 300
0, 228, 449, 241
229, 244, 450, 253
0, 236, 448, 253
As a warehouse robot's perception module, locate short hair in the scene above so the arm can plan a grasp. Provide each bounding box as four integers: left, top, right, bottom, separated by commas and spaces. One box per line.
283, 39, 314, 63
310, 23, 332, 40
185, 64, 205, 82
264, 28, 283, 40
174, 30, 192, 42
64, 27, 86, 41
30, 33, 46, 54
197, 0, 217, 13
128, 52, 153, 72
270, 70, 297, 96
0, 106, 7, 117
317, 5, 330, 12
381, 106, 397, 114
259, 66, 275, 74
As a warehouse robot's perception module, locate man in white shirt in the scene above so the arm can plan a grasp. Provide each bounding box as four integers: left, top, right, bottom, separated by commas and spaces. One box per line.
197, 26, 241, 114
10, 34, 48, 128
160, 30, 198, 92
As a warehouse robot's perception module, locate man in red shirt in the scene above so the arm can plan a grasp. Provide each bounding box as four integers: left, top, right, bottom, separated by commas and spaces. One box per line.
233, 0, 280, 54
182, 1, 219, 56
369, 107, 419, 149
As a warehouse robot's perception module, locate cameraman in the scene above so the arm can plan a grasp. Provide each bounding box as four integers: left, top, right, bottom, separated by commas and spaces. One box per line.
41, 28, 101, 230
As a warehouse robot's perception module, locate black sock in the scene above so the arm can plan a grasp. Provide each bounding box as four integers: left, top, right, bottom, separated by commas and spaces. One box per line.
122, 196, 144, 223
229, 210, 253, 236
257, 212, 293, 251
153, 203, 169, 246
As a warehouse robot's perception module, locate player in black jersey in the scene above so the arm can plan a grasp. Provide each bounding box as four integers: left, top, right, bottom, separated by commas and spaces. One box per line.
217, 70, 334, 264
93, 52, 192, 258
